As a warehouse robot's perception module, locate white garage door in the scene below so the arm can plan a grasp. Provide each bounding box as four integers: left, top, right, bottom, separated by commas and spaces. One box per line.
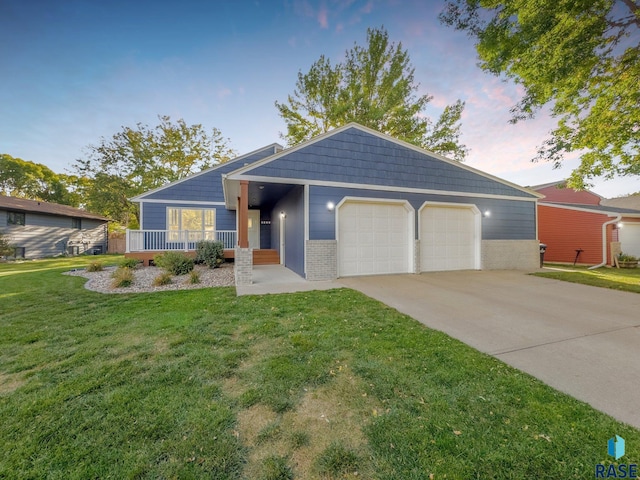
420, 204, 479, 272
620, 223, 640, 258
338, 200, 411, 277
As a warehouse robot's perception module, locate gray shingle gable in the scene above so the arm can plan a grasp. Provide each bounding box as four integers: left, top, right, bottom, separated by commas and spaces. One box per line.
242, 128, 535, 198
141, 144, 281, 202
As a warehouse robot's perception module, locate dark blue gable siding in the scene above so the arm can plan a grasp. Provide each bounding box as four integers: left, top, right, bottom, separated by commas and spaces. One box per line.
308, 185, 536, 241
144, 145, 279, 202
245, 128, 534, 198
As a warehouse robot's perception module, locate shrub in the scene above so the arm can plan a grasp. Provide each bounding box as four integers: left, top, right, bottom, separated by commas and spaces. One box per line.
119, 257, 141, 269
153, 251, 194, 275
187, 270, 201, 284
111, 267, 134, 288
618, 252, 638, 262
0, 231, 14, 257
86, 261, 103, 272
195, 240, 225, 268
152, 272, 173, 286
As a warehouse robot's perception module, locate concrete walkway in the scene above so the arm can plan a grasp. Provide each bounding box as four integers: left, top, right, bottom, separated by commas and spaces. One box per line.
235, 265, 342, 296
340, 270, 640, 429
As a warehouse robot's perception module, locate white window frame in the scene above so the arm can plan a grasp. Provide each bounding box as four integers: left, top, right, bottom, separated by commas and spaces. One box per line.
166, 207, 216, 241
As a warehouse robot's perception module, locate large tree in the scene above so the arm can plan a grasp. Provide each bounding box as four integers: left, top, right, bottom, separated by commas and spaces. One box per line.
276, 27, 469, 161
440, 0, 640, 188
0, 154, 80, 205
75, 115, 235, 226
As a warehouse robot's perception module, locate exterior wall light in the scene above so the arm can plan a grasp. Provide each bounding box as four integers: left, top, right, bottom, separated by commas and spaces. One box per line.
280, 211, 286, 219
617, 222, 624, 229
327, 201, 335, 211
483, 210, 491, 218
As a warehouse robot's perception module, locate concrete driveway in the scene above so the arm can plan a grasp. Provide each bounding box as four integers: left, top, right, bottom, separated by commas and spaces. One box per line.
339, 270, 640, 429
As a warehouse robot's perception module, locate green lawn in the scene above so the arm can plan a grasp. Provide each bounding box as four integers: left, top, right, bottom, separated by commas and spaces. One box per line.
534, 264, 640, 294
1, 257, 639, 479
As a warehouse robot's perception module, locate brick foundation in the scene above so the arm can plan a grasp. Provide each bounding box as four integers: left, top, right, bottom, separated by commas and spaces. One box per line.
234, 247, 253, 285
305, 240, 337, 281
481, 239, 539, 270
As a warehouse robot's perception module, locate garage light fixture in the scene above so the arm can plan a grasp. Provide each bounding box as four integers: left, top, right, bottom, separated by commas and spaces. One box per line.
327, 201, 335, 211
280, 211, 286, 219
483, 210, 491, 218
617, 222, 624, 229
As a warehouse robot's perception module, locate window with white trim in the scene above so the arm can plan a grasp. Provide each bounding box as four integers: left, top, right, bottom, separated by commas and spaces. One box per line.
167, 208, 216, 241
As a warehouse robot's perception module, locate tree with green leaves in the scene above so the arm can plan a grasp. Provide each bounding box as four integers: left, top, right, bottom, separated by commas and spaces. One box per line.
276, 27, 469, 161
75, 115, 236, 226
440, 0, 640, 188
0, 154, 80, 205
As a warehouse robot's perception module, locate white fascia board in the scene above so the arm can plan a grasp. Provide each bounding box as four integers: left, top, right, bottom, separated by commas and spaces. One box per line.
129, 143, 283, 201
225, 122, 542, 199
223, 175, 240, 210
231, 174, 539, 202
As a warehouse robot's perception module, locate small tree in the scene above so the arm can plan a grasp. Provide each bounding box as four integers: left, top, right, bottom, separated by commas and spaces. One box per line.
0, 231, 15, 258
275, 27, 468, 161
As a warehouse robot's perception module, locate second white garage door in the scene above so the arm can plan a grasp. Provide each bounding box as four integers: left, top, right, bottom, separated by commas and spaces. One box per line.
620, 223, 640, 258
420, 203, 480, 272
338, 200, 412, 277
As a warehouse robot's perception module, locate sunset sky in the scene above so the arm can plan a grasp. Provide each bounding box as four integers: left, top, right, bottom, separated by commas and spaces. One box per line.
1, 0, 638, 198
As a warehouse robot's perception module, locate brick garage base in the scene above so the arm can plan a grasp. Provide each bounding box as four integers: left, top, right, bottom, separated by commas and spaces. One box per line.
305, 240, 337, 281
481, 239, 540, 270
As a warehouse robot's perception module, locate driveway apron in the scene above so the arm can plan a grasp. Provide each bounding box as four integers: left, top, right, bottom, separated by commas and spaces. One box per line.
339, 271, 640, 429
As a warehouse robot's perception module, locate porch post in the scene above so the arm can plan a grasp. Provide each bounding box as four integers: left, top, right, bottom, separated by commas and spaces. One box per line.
238, 180, 249, 248
235, 180, 253, 286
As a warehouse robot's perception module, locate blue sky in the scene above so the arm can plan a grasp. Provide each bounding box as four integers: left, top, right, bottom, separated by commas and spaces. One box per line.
1, 0, 638, 198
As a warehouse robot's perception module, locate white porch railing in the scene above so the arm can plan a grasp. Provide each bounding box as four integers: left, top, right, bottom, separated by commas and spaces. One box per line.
126, 230, 237, 252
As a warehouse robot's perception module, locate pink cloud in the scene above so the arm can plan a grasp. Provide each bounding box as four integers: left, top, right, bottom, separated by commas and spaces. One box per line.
360, 0, 373, 14
317, 4, 328, 28
217, 88, 232, 99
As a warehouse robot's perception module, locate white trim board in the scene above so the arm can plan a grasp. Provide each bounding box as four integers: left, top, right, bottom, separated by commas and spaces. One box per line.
304, 184, 309, 276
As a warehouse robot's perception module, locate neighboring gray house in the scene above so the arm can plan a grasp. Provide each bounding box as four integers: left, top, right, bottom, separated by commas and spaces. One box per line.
602, 194, 640, 211
130, 123, 542, 280
0, 196, 108, 259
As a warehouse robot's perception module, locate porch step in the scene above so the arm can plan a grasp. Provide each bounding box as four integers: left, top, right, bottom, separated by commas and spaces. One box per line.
253, 249, 280, 265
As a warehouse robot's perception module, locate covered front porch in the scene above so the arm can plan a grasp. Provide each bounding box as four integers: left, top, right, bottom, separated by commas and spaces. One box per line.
124, 179, 298, 270
124, 227, 279, 266
225, 179, 304, 285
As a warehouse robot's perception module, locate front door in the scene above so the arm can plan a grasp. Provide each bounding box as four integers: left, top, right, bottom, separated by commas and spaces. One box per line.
248, 210, 260, 249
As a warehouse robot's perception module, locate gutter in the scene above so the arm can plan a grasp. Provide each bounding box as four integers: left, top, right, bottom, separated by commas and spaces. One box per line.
588, 214, 622, 270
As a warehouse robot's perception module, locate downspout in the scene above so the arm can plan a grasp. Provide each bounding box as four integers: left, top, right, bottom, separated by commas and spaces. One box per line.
588, 214, 621, 270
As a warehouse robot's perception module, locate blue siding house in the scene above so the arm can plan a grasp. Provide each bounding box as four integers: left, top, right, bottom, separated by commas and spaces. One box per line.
130, 123, 542, 281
